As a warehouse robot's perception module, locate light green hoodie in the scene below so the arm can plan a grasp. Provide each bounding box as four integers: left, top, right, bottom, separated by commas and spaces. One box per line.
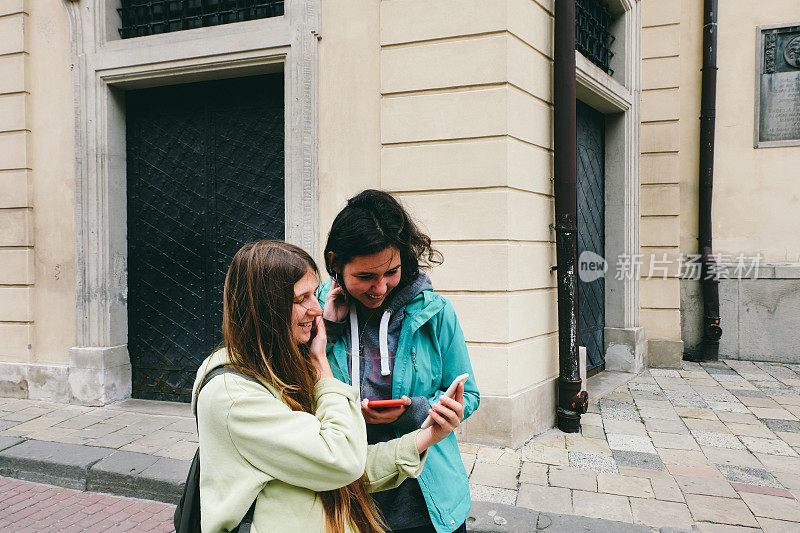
192, 349, 427, 533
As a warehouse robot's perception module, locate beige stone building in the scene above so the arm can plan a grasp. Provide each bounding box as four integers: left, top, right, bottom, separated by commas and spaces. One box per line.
0, 0, 798, 448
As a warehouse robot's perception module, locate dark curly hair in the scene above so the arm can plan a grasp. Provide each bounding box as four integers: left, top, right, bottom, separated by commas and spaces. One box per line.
324, 190, 443, 286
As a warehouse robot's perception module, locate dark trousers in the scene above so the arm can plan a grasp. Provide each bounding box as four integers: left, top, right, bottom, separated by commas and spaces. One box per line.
393, 522, 467, 533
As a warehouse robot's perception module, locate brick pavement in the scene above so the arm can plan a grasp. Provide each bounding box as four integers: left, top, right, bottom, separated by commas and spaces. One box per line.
0, 475, 174, 532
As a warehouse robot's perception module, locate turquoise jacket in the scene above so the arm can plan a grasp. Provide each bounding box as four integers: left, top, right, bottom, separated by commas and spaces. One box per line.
318, 281, 480, 533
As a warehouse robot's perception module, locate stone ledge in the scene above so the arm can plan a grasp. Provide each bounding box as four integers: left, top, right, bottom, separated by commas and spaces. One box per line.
717, 276, 800, 362
605, 327, 646, 373
647, 340, 683, 368
0, 362, 70, 401
0, 435, 24, 451
0, 438, 189, 504
586, 371, 637, 404
69, 345, 132, 406
87, 450, 189, 504
0, 348, 133, 405
466, 500, 673, 533
461, 377, 557, 448
0, 439, 112, 490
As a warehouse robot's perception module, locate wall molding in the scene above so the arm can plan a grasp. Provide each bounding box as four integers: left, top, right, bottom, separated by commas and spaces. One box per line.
57, 0, 320, 404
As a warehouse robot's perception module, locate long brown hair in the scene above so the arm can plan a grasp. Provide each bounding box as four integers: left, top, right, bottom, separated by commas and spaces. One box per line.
222, 240, 385, 533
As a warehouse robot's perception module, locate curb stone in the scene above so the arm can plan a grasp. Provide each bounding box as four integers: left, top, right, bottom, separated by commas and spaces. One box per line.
137, 456, 191, 503
0, 436, 24, 452
0, 438, 188, 503
0, 439, 694, 530
466, 501, 691, 533
86, 450, 186, 503
0, 439, 112, 490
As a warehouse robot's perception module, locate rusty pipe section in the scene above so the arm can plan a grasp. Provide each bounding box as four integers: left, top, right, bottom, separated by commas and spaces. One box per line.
554, 0, 587, 433
698, 0, 721, 360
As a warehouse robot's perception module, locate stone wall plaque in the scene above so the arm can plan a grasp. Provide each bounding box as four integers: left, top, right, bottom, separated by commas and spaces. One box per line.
755, 24, 800, 148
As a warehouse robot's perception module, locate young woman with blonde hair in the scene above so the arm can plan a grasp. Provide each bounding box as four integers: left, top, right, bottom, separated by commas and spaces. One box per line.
193, 240, 464, 532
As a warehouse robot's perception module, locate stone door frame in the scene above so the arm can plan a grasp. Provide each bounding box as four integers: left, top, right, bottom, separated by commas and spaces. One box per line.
575, 0, 645, 373
63, 0, 320, 404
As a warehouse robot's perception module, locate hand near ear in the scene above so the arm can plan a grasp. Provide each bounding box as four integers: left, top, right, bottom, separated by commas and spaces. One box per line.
323, 278, 349, 322
309, 316, 332, 380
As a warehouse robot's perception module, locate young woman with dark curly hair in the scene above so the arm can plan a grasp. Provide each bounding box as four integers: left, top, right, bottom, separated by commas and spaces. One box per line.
319, 191, 480, 533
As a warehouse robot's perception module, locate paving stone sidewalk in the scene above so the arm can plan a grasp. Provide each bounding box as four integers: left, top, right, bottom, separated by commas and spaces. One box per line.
465, 360, 800, 532
0, 398, 195, 503
0, 391, 677, 533
3, 360, 800, 531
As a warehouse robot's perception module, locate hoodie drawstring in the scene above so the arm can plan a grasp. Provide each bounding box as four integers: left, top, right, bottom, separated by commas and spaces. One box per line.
349, 306, 393, 399
349, 307, 360, 398
378, 310, 392, 377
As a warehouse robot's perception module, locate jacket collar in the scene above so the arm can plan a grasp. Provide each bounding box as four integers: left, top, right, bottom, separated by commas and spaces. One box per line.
317, 279, 444, 334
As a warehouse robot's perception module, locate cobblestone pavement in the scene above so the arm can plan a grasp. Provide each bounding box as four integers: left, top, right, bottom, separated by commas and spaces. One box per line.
5, 360, 800, 531
0, 475, 174, 532
0, 397, 197, 461
465, 360, 800, 532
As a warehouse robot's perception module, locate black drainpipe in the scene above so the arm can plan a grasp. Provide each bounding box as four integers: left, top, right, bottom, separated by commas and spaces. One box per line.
698, 0, 721, 360
554, 0, 587, 433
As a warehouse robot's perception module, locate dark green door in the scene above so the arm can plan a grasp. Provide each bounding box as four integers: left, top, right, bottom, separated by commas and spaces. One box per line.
126, 74, 285, 401
577, 100, 606, 373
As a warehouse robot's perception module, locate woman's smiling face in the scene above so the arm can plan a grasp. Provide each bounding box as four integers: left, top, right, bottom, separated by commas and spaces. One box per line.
291, 270, 322, 344
340, 247, 402, 309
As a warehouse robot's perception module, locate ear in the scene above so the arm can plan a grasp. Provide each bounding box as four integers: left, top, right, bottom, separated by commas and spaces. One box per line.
326, 251, 339, 272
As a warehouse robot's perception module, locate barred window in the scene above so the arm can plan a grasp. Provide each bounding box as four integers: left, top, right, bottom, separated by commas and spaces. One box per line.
576, 0, 615, 75
118, 0, 284, 39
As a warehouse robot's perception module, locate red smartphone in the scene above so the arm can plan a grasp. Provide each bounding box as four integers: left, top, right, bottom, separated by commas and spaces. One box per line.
367, 399, 406, 409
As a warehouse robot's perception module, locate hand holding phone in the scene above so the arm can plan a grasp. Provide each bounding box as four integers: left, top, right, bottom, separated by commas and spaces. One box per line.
415, 381, 465, 453
361, 396, 411, 424
367, 398, 407, 409
420, 373, 469, 429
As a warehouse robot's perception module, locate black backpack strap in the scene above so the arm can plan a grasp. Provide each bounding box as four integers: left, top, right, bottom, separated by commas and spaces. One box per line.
195, 366, 274, 422
236, 499, 257, 533
195, 365, 271, 532
196, 366, 232, 406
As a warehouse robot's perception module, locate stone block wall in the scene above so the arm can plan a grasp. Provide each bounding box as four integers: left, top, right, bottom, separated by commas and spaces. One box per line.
638, 0, 683, 366
0, 0, 35, 395
718, 266, 800, 362
379, 0, 557, 447
0, 0, 75, 400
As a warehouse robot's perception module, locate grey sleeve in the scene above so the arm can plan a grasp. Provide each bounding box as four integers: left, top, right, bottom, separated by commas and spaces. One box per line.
392, 396, 431, 434
324, 318, 347, 340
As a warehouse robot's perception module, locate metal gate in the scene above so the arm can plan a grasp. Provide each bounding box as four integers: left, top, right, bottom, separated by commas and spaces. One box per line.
126, 74, 285, 401
576, 100, 606, 373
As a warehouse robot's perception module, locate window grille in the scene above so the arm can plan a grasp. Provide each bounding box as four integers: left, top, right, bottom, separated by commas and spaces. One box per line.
118, 0, 284, 39
576, 0, 615, 75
